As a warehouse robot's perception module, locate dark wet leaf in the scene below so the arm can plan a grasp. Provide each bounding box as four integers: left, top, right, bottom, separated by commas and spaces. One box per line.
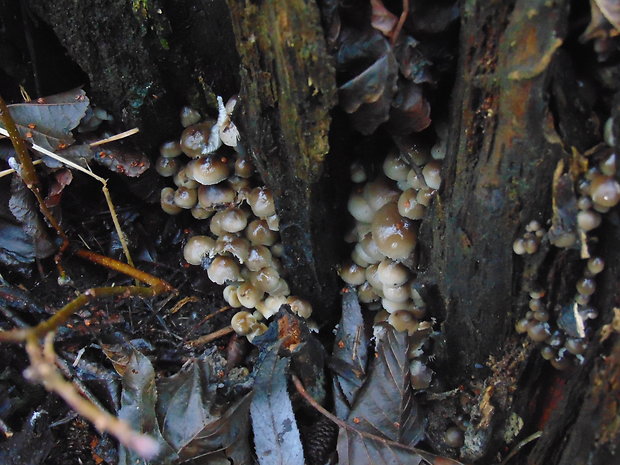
337, 28, 399, 134
330, 289, 368, 418
339, 53, 398, 114
250, 341, 305, 465
155, 357, 252, 464
0, 409, 54, 465
101, 337, 137, 377
405, 2, 460, 35
8, 176, 55, 259
394, 36, 434, 84
388, 81, 432, 134
548, 162, 579, 249
116, 347, 177, 465
175, 393, 252, 464
1, 88, 89, 154
557, 302, 587, 338
370, 0, 398, 36
337, 324, 426, 464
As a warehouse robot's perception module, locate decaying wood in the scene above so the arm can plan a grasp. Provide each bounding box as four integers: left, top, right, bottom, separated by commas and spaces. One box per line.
227, 0, 340, 317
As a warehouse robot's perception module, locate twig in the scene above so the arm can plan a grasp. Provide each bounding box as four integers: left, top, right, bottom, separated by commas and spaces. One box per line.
0, 94, 69, 279
88, 128, 140, 147
0, 159, 43, 178
499, 431, 542, 465
24, 333, 160, 459
186, 325, 234, 347
291, 375, 467, 465
0, 121, 135, 270
390, 0, 409, 45
0, 416, 13, 438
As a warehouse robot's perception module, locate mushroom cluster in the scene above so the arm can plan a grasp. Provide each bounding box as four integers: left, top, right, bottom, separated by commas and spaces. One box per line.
514, 130, 618, 369
339, 144, 443, 339
156, 98, 312, 341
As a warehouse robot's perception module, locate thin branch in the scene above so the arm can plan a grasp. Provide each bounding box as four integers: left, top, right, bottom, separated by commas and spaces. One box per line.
0, 124, 135, 269
24, 333, 160, 459
89, 128, 140, 147
186, 325, 234, 347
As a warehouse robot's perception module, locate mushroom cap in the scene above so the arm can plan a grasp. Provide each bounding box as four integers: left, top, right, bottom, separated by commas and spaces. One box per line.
248, 187, 276, 218
215, 236, 250, 263
191, 206, 214, 220
398, 189, 426, 220
180, 121, 214, 157
237, 282, 264, 309
234, 157, 254, 178
371, 203, 417, 260
207, 256, 241, 285
245, 245, 273, 272
382, 152, 409, 181
173, 187, 198, 209
286, 296, 312, 318
377, 258, 410, 287
223, 285, 242, 308
347, 193, 375, 223
160, 187, 182, 215
179, 106, 201, 128
155, 156, 180, 177
187, 156, 230, 185
160, 140, 183, 158
214, 207, 249, 234
590, 174, 620, 208
174, 167, 199, 189
245, 219, 278, 246
183, 235, 215, 265
338, 261, 366, 286
387, 309, 418, 333
422, 160, 442, 190
250, 267, 281, 293
363, 177, 401, 212
230, 310, 257, 335
256, 295, 287, 319
198, 182, 236, 209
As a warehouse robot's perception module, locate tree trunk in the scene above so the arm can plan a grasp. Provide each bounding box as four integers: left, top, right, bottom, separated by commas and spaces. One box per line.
1, 0, 618, 464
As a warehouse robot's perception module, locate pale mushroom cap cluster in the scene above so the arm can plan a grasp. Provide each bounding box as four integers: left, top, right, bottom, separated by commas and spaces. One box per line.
340, 140, 445, 390
340, 147, 442, 322
514, 126, 619, 369
157, 98, 312, 341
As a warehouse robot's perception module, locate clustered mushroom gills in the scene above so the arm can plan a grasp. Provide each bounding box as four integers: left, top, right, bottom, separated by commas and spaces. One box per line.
340, 144, 443, 391
157, 97, 312, 340
513, 140, 618, 369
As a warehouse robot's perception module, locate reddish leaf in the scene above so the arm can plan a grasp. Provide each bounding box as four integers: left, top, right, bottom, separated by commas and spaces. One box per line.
93, 144, 151, 177
388, 81, 432, 134
44, 169, 73, 208
370, 0, 398, 36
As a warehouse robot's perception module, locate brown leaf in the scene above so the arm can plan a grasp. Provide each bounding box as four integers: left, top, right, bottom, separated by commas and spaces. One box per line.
595, 0, 620, 31
0, 89, 89, 154
370, 0, 398, 36
8, 176, 55, 260
388, 81, 432, 134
